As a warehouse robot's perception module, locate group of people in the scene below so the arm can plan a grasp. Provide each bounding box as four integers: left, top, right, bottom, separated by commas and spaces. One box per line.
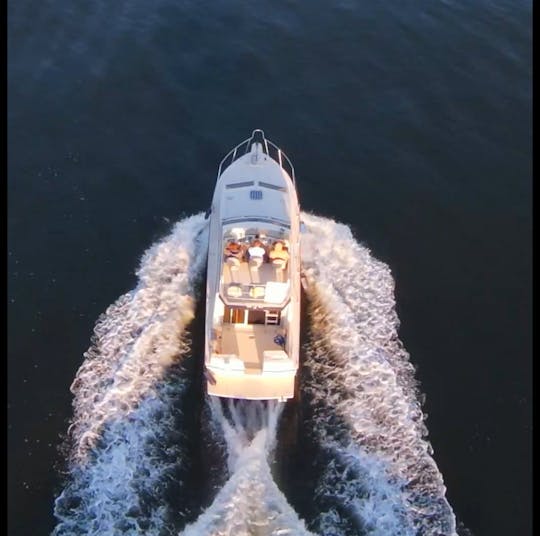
224, 237, 289, 265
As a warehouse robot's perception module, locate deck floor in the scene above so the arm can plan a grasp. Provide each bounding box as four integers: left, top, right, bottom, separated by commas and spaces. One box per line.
220, 324, 283, 372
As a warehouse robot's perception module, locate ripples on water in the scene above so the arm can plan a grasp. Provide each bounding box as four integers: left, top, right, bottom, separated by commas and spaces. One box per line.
9, 1, 530, 535
53, 213, 457, 535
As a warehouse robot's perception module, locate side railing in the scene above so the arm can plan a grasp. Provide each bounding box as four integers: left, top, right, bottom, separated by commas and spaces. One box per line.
217, 129, 296, 184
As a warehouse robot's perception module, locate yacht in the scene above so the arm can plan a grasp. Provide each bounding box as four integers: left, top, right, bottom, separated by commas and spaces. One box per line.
204, 130, 301, 400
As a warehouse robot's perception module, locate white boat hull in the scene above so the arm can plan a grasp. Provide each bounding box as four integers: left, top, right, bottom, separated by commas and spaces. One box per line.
204, 131, 301, 401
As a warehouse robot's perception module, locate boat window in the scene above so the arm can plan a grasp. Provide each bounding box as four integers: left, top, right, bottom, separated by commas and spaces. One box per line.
247, 310, 265, 325
250, 190, 263, 200
222, 216, 290, 229
226, 181, 255, 189
259, 181, 286, 192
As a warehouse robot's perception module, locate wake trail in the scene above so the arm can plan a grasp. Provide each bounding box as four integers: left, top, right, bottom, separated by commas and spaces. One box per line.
52, 210, 458, 536
181, 399, 315, 536
300, 212, 457, 536
53, 213, 208, 535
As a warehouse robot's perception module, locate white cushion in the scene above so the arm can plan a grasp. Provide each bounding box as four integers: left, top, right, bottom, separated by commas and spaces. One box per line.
227, 285, 243, 297
262, 350, 295, 372
210, 354, 245, 372
249, 286, 265, 298
264, 281, 289, 303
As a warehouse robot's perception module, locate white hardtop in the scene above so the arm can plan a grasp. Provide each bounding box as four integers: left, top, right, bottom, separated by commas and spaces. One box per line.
212, 141, 296, 228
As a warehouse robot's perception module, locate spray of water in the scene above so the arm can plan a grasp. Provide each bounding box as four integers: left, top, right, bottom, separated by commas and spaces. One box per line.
66, 213, 207, 461
52, 211, 458, 536
53, 369, 192, 535
300, 212, 457, 536
53, 213, 208, 535
180, 398, 315, 536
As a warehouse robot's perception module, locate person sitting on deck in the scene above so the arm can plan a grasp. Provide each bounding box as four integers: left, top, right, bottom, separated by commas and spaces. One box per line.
224, 240, 243, 260
247, 239, 266, 268
269, 241, 289, 266
224, 241, 243, 275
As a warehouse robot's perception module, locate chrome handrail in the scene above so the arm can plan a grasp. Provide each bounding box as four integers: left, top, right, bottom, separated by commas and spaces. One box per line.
217, 129, 296, 184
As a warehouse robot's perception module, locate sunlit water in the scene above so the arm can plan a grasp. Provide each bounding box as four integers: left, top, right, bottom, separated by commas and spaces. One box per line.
9, 2, 531, 535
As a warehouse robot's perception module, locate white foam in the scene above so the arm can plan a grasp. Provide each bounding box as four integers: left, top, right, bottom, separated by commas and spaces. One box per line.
67, 213, 208, 462
180, 399, 315, 536
53, 210, 458, 536
53, 377, 187, 535
53, 213, 208, 534
300, 212, 457, 535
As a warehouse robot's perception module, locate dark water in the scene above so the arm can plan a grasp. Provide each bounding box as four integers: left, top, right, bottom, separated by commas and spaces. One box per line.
8, 1, 531, 535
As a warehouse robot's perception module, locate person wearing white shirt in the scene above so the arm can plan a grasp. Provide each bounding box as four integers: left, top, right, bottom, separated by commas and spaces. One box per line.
248, 239, 266, 268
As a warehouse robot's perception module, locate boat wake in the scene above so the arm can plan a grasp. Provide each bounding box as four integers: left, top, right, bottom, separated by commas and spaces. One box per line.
53, 214, 208, 535
300, 212, 457, 536
181, 399, 314, 536
52, 212, 458, 536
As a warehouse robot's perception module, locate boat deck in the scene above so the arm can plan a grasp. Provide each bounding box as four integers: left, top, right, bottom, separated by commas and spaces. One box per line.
204, 130, 300, 401
220, 259, 290, 305
207, 372, 295, 400
219, 324, 284, 372
222, 260, 289, 285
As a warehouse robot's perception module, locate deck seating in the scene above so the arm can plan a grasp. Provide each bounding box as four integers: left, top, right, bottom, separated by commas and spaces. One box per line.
221, 252, 290, 301
262, 350, 295, 373
227, 284, 243, 298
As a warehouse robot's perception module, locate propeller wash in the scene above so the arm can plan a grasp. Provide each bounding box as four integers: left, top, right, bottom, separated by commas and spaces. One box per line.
52, 210, 457, 536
